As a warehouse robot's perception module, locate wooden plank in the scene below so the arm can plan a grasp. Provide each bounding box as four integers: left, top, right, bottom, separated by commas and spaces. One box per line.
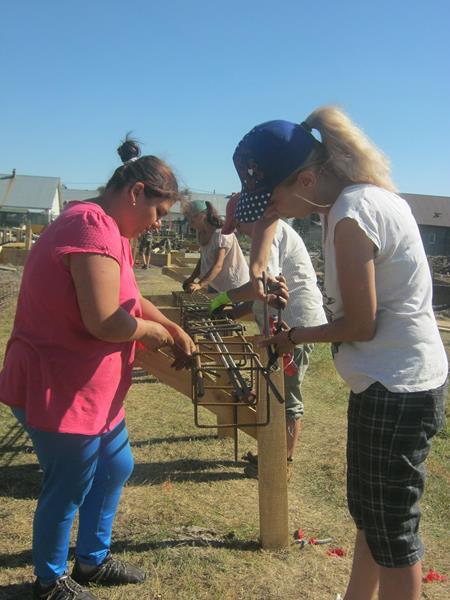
162, 266, 193, 283
25, 221, 33, 251
134, 347, 258, 438
252, 335, 289, 550
172, 255, 198, 267
150, 252, 172, 267
143, 294, 175, 306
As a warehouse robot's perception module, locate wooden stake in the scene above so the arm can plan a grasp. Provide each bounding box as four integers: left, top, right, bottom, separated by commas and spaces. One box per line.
25, 221, 33, 251
252, 335, 289, 550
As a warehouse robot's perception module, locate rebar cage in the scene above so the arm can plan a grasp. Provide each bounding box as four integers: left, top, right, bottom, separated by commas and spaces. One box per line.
171, 293, 284, 459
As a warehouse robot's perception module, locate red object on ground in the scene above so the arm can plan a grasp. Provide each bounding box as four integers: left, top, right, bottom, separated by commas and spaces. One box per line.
422, 568, 447, 583
308, 537, 318, 545
294, 528, 304, 540
327, 547, 346, 557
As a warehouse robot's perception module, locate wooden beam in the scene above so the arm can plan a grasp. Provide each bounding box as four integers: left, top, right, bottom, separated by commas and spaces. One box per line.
252, 335, 289, 550
134, 347, 258, 438
162, 266, 193, 283
172, 255, 199, 267
143, 294, 175, 305
25, 220, 33, 251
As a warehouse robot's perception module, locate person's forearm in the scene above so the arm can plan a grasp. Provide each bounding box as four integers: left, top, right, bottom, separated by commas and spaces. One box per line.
290, 316, 376, 345
199, 262, 223, 287
87, 307, 154, 343
249, 217, 278, 282
140, 296, 182, 335
189, 260, 201, 280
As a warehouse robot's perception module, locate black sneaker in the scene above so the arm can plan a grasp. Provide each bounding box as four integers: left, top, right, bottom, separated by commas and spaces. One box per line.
72, 553, 146, 586
33, 575, 98, 599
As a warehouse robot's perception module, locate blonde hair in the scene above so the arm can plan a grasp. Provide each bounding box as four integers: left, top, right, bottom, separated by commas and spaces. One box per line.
301, 106, 397, 192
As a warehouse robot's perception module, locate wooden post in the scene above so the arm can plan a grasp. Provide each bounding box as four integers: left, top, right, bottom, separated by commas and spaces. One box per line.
254, 336, 289, 550
134, 327, 290, 550
25, 221, 33, 250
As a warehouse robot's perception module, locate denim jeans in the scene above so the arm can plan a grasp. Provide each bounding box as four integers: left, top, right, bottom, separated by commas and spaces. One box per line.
12, 408, 134, 584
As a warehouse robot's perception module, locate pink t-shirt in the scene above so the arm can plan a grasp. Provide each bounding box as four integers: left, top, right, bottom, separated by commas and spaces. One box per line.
0, 201, 142, 434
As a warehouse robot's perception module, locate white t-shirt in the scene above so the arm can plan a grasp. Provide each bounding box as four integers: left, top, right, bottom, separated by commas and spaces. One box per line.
200, 229, 249, 292
253, 220, 327, 329
323, 184, 448, 393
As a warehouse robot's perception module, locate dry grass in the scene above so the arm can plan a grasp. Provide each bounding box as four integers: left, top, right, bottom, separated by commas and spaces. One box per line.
0, 268, 449, 599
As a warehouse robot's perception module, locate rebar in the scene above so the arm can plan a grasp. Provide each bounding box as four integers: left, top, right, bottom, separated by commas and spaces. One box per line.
177, 293, 284, 461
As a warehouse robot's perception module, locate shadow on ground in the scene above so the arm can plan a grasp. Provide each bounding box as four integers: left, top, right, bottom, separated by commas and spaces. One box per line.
0, 464, 41, 499
130, 434, 217, 448
0, 456, 249, 499
0, 534, 259, 573
130, 458, 248, 485
0, 581, 31, 600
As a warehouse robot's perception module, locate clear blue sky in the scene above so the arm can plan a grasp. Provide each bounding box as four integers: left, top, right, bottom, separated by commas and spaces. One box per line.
1, 0, 449, 196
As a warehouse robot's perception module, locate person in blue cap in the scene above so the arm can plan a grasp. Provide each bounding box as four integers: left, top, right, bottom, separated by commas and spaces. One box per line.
231, 107, 447, 600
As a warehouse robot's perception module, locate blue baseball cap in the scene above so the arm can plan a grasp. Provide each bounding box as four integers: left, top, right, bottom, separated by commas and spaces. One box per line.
233, 120, 317, 223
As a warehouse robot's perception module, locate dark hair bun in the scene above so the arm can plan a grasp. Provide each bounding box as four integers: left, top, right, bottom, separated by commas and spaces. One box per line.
117, 132, 141, 163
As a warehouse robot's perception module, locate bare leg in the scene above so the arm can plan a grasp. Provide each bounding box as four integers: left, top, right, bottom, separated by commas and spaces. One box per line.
286, 417, 301, 460
344, 530, 379, 600
378, 562, 422, 600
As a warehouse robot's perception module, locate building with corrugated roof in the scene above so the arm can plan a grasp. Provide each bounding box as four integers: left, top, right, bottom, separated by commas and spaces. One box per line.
61, 187, 229, 233
0, 171, 62, 229
61, 187, 97, 204
402, 193, 450, 255
4, 170, 450, 256
14, 171, 450, 256
163, 192, 228, 232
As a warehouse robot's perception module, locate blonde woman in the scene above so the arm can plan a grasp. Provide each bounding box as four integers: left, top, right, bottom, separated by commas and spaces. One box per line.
231, 109, 447, 600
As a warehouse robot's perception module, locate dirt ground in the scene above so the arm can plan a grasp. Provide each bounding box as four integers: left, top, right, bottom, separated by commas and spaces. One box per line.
0, 263, 449, 600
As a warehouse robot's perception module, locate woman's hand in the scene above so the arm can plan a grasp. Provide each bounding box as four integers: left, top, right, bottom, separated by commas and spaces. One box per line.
169, 326, 196, 370
141, 322, 174, 352
186, 282, 202, 293
259, 322, 294, 355
182, 277, 194, 292
267, 275, 289, 310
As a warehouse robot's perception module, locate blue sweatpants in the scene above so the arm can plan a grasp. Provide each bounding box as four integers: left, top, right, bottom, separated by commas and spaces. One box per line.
12, 408, 134, 584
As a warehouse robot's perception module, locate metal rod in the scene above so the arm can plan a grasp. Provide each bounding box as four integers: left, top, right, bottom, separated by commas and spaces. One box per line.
262, 271, 270, 337
201, 318, 254, 402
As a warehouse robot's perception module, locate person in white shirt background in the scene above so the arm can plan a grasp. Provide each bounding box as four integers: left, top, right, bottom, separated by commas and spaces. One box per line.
210, 193, 327, 475
182, 200, 249, 293
230, 109, 447, 600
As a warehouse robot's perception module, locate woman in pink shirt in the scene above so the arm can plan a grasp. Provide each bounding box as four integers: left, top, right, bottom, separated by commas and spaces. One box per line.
0, 136, 195, 600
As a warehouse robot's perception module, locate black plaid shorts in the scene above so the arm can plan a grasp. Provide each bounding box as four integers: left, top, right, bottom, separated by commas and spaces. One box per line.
347, 380, 447, 568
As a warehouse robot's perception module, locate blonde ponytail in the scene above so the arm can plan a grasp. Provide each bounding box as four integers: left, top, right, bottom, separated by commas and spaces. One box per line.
303, 106, 397, 192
